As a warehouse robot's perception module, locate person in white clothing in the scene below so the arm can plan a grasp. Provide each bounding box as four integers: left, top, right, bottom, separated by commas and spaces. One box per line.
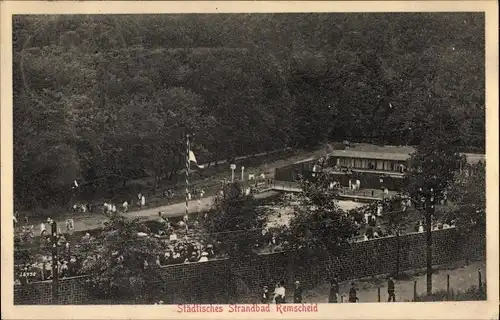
141, 196, 146, 207
122, 201, 128, 212
418, 222, 424, 233
273, 281, 286, 304
199, 252, 209, 262
200, 189, 205, 198
40, 223, 46, 236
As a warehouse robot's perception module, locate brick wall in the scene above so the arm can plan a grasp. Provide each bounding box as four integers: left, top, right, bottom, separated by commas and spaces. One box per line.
14, 275, 90, 305
14, 228, 484, 305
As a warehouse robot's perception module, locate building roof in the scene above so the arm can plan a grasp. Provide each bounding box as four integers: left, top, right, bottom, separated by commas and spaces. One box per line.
328, 149, 411, 161
327, 144, 485, 164
463, 153, 485, 164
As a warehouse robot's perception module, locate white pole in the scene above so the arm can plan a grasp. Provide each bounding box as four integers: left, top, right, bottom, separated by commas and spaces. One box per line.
241, 166, 245, 181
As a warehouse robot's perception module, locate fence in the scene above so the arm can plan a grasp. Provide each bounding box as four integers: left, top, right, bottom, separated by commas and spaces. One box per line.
366, 268, 486, 302
14, 227, 485, 305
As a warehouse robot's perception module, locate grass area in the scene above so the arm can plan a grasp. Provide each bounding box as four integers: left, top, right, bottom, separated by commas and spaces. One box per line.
300, 260, 486, 303
414, 285, 486, 301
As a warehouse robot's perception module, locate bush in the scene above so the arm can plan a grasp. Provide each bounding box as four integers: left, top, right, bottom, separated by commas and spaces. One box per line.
414, 284, 486, 301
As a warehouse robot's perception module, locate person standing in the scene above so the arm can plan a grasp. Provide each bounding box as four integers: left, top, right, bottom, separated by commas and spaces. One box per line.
387, 276, 396, 302
329, 274, 340, 303
293, 280, 304, 303
348, 282, 359, 303
273, 281, 286, 304
261, 286, 271, 304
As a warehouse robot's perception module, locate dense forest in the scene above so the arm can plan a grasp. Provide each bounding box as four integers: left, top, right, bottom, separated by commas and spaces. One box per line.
13, 13, 485, 208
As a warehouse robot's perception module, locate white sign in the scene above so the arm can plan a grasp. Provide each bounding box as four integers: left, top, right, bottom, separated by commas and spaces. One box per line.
230, 164, 236, 170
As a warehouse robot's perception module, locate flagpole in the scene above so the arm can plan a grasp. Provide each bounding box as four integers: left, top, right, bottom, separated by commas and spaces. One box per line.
185, 134, 190, 223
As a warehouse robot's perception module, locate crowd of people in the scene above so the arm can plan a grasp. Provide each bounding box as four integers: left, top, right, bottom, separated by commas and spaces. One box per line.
14, 176, 455, 286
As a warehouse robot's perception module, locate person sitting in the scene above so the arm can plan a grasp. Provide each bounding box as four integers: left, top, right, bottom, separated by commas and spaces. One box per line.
199, 252, 209, 262
188, 252, 199, 263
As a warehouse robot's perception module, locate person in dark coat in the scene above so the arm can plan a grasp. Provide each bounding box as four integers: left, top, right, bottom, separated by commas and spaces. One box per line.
387, 276, 396, 302
329, 274, 340, 303
261, 286, 271, 304
293, 280, 304, 303
348, 282, 359, 303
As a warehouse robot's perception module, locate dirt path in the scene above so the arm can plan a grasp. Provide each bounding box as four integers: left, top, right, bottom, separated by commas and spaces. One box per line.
21, 191, 279, 235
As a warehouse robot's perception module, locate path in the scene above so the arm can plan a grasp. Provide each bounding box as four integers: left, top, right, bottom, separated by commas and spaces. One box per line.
20, 190, 280, 235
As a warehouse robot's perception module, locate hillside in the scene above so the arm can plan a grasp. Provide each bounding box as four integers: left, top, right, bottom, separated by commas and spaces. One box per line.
13, 13, 485, 208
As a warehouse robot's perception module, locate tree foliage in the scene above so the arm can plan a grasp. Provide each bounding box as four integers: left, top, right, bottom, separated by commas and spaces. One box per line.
13, 13, 485, 208
80, 214, 164, 300
284, 173, 357, 258
446, 161, 486, 233
205, 182, 267, 258
404, 140, 465, 201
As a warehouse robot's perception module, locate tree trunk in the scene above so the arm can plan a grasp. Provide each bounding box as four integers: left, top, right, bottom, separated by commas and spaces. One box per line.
395, 232, 400, 278
425, 212, 433, 294
286, 251, 295, 287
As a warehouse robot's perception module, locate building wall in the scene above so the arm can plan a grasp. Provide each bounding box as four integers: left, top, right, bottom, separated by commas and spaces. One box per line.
14, 228, 485, 305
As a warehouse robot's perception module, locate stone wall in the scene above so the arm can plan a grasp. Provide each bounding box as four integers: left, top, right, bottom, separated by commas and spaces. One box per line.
14, 228, 484, 305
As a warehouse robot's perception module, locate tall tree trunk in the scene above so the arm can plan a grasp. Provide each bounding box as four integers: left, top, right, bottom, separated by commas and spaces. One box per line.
286, 251, 295, 287
425, 212, 433, 294
395, 232, 400, 278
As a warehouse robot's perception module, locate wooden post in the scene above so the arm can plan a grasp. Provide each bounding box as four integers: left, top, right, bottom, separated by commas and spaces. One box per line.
377, 287, 381, 302
446, 274, 450, 297
478, 270, 482, 291
413, 280, 417, 301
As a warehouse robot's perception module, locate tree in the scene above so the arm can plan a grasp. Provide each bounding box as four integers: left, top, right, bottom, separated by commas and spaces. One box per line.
378, 195, 419, 278
80, 214, 164, 302
12, 14, 485, 210
404, 139, 464, 294
446, 161, 486, 234
283, 171, 357, 279
205, 182, 267, 258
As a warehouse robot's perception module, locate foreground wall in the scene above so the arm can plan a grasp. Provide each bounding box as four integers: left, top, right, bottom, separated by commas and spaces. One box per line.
14, 228, 485, 304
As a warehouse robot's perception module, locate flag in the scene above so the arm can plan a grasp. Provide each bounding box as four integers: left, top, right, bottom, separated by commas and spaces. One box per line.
188, 150, 204, 168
